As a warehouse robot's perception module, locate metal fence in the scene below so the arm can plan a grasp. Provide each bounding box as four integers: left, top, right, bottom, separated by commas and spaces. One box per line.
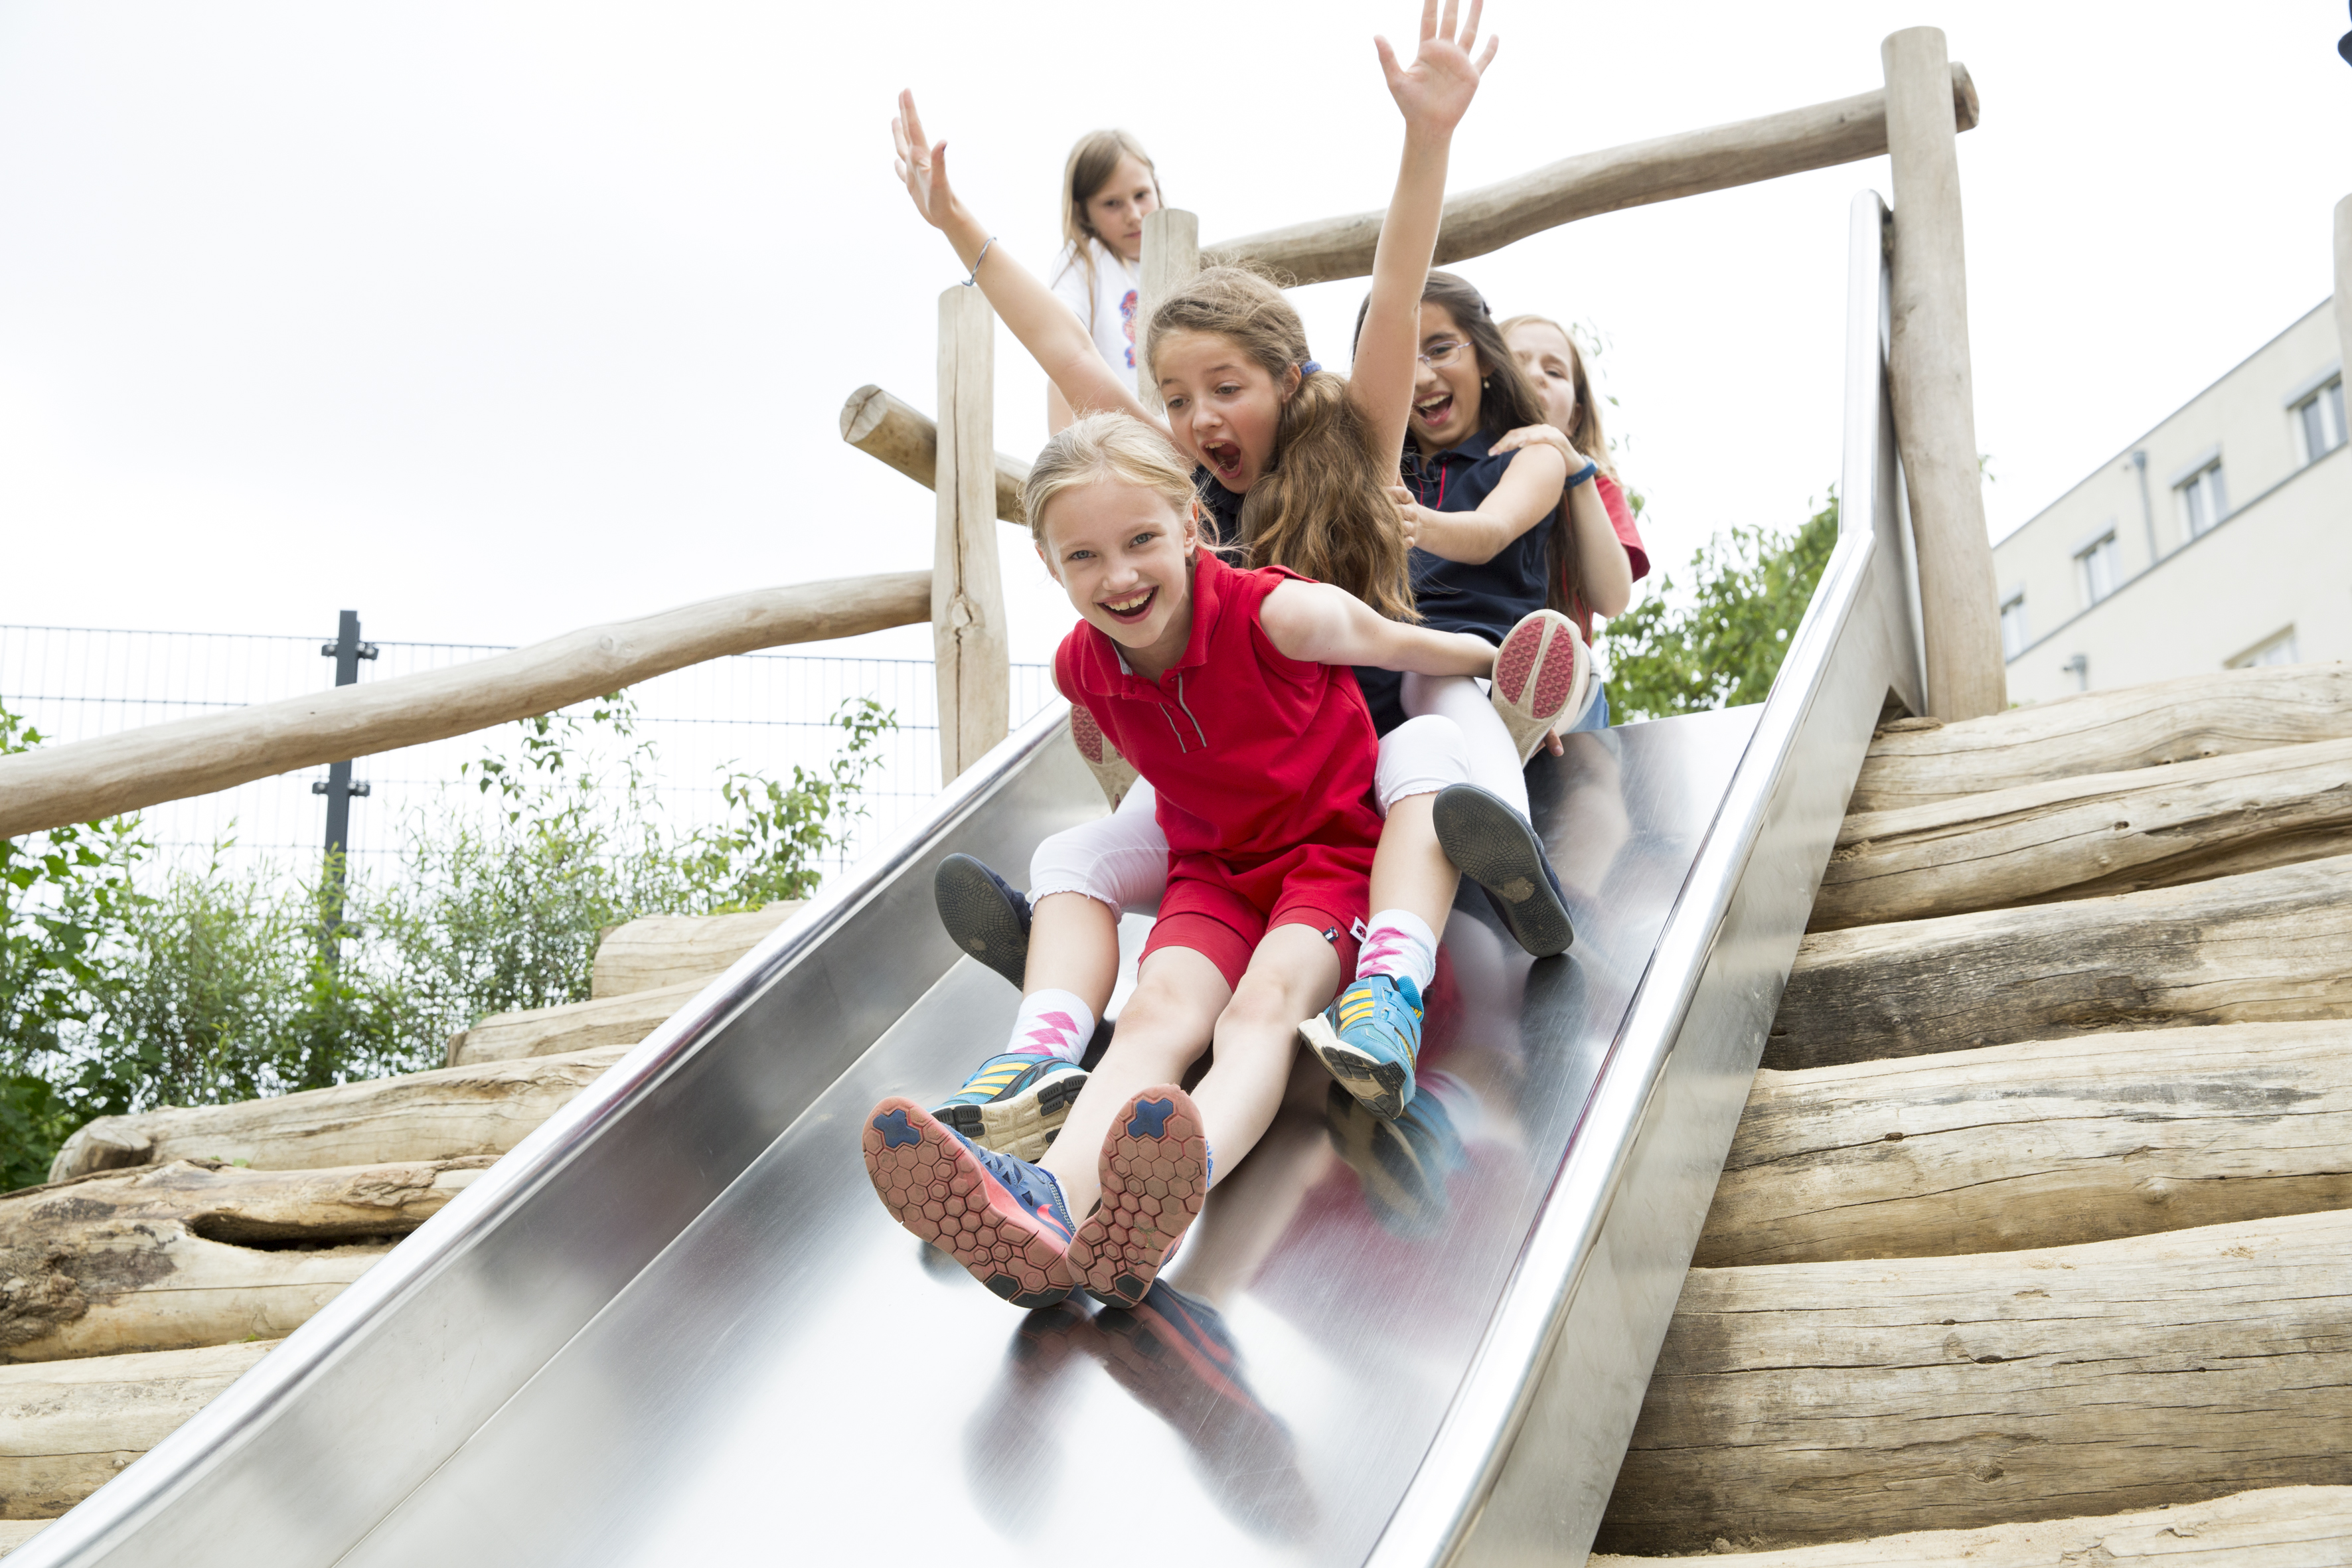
0, 620, 1058, 889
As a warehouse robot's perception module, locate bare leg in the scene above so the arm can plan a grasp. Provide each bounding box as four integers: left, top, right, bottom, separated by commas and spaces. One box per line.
1370, 793, 1460, 937
1041, 947, 1227, 1215
1021, 892, 1122, 1016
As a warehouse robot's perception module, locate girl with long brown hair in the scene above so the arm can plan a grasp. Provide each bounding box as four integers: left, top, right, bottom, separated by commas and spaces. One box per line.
1045, 129, 1160, 432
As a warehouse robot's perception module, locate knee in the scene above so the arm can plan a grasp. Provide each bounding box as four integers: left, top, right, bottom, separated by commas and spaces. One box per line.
1377, 714, 1470, 809
1217, 973, 1318, 1042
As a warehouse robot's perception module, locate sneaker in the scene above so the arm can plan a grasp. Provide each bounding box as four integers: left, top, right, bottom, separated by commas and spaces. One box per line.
933, 853, 1030, 990
1067, 1087, 1209, 1308
1299, 974, 1424, 1120
1069, 707, 1140, 810
931, 1052, 1089, 1162
1489, 608, 1592, 763
1093, 1283, 1316, 1541
1323, 1078, 1465, 1239
1431, 783, 1575, 957
861, 1097, 1074, 1309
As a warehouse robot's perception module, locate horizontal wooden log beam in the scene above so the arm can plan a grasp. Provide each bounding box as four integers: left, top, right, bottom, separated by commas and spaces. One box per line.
1589, 1484, 2352, 1567
2, 1158, 487, 1362
1209, 65, 1978, 286
0, 1340, 275, 1519
1853, 665, 2352, 813
48, 1046, 626, 1182
1698, 1022, 2352, 1268
1769, 856, 2352, 1071
1813, 736, 2352, 931
839, 384, 1029, 524
445, 979, 700, 1067
589, 904, 803, 998
1598, 1210, 2352, 1555
0, 573, 932, 841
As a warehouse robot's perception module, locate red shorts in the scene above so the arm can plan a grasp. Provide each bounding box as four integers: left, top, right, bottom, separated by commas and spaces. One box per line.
1138, 840, 1373, 994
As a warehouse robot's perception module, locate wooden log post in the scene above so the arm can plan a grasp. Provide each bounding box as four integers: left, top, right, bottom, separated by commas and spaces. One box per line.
838, 384, 1029, 524
1, 1158, 487, 1362
0, 1340, 275, 1519
931, 286, 1009, 785
1768, 855, 2352, 1071
1883, 28, 2003, 721
47, 1046, 627, 1182
0, 573, 931, 842
1598, 1209, 2352, 1554
1697, 1021, 2352, 1269
1135, 208, 1200, 406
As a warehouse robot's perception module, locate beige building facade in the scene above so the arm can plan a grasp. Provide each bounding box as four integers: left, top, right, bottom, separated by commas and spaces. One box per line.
1992, 299, 2347, 706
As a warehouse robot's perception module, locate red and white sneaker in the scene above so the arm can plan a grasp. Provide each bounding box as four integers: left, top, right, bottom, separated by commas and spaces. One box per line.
1069, 707, 1140, 809
1489, 609, 1593, 763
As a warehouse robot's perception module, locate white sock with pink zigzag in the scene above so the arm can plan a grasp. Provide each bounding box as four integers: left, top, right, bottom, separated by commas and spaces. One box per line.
1000, 988, 1096, 1063
1356, 909, 1438, 994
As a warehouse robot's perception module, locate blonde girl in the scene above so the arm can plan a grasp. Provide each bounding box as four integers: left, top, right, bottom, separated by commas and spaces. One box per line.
1047, 129, 1162, 431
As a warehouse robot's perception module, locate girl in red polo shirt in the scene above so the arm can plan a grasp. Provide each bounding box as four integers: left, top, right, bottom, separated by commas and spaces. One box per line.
864, 413, 1516, 1311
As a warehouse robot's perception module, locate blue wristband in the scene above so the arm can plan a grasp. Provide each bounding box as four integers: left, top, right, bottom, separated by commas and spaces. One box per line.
1567, 458, 1599, 489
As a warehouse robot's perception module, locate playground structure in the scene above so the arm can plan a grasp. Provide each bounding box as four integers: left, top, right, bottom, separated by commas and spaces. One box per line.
5, 29, 2352, 1566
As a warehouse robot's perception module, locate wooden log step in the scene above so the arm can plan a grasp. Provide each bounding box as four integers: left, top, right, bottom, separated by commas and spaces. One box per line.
47, 1045, 625, 1182
1, 1158, 489, 1362
0, 1520, 50, 1556
1812, 736, 2352, 932
0, 1340, 275, 1519
444, 981, 698, 1067
1851, 664, 2352, 813
1769, 856, 2352, 1071
1595, 1210, 2352, 1556
1587, 1484, 2352, 1566
589, 903, 802, 999
1697, 1022, 2352, 1268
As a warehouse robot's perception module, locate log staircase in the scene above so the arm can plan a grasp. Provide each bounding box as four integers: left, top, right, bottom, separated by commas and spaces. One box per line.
5, 665, 2349, 1561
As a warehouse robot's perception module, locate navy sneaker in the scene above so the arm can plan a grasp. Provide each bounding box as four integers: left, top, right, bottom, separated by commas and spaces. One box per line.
1300, 973, 1425, 1119
934, 854, 1031, 990
1432, 783, 1575, 957
931, 1052, 1089, 1162
1069, 1087, 1209, 1309
862, 1097, 1074, 1308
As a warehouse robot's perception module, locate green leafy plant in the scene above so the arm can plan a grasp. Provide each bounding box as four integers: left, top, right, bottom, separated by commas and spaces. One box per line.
1602, 494, 1840, 722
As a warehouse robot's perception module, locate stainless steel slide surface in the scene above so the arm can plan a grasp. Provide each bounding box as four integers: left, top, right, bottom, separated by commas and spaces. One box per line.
24, 194, 1921, 1568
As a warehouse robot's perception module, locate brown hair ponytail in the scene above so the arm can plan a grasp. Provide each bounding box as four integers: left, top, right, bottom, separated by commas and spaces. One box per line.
1145, 266, 1417, 621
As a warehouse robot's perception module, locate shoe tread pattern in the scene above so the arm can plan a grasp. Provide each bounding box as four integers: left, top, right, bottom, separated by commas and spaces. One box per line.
1433, 787, 1575, 957
862, 1097, 1072, 1308
1069, 1089, 1207, 1308
933, 855, 1029, 992
1299, 1013, 1411, 1120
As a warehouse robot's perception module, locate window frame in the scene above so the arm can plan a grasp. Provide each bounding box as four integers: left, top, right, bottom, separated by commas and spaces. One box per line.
2291, 376, 2347, 467
2074, 530, 2121, 608
1999, 589, 2029, 661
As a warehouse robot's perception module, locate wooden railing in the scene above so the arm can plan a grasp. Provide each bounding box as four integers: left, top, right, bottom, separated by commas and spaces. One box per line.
2, 29, 2009, 846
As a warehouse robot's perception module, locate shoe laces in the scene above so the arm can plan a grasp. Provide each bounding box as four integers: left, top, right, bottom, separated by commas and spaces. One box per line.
965, 1137, 1072, 1233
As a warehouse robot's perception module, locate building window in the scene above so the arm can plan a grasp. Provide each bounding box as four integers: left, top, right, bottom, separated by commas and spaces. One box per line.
2075, 532, 2120, 607
1999, 591, 2029, 659
2229, 628, 2300, 669
2176, 461, 2228, 540
2293, 378, 2346, 466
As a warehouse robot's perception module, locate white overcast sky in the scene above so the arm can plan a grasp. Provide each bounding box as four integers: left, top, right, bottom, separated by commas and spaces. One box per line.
3, 3, 2348, 670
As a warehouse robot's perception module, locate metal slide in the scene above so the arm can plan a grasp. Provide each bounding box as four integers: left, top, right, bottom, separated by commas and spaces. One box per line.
21, 193, 1924, 1568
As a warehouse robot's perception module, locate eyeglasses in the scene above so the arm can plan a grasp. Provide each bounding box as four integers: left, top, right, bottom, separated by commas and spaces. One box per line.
1417, 339, 1469, 368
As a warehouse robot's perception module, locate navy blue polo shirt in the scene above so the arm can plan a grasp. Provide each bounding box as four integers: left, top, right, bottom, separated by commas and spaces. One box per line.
1356, 429, 1554, 734
1193, 467, 1245, 546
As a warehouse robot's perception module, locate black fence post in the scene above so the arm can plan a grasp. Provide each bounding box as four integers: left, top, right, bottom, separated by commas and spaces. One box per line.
313, 609, 378, 953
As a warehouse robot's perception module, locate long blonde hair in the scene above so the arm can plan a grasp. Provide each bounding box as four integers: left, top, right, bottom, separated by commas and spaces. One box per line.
1060, 129, 1160, 331
1498, 313, 1618, 481
1022, 412, 1202, 559
1144, 266, 1417, 622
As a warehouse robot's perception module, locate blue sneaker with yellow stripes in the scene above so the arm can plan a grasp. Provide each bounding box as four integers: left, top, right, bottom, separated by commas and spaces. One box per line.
1298, 973, 1424, 1120
931, 1052, 1089, 1162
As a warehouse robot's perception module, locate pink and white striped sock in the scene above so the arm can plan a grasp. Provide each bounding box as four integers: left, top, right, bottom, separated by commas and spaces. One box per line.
1355, 909, 1438, 994
1000, 988, 1096, 1063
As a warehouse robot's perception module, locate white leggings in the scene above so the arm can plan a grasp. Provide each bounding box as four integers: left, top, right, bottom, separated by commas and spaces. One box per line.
1030, 670, 1528, 910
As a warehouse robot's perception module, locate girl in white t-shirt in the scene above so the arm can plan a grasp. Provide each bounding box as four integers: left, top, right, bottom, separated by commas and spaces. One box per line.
1045, 130, 1162, 432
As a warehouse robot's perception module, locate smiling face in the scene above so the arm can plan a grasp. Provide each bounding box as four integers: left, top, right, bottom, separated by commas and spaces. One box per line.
1038, 477, 1200, 675
1155, 329, 1291, 495
1085, 154, 1160, 264
1409, 301, 1485, 455
1506, 319, 1581, 437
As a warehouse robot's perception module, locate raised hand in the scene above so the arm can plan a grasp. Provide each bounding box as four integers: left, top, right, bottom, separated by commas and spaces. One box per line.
890, 89, 958, 230
1374, 0, 1499, 138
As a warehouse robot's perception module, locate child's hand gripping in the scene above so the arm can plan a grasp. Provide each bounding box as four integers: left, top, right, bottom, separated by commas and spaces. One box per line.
1376, 0, 1500, 141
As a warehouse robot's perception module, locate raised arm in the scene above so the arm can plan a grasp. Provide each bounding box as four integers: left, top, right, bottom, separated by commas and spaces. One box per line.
1350, 1, 1500, 471
1259, 578, 1495, 677
892, 91, 1162, 431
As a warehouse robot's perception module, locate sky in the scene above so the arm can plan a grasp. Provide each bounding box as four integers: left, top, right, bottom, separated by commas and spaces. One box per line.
2, 2, 2349, 671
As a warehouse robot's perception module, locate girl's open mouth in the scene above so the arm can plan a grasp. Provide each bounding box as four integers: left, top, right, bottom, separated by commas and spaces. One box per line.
1099, 586, 1158, 625
1202, 439, 1243, 481
1413, 392, 1455, 429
